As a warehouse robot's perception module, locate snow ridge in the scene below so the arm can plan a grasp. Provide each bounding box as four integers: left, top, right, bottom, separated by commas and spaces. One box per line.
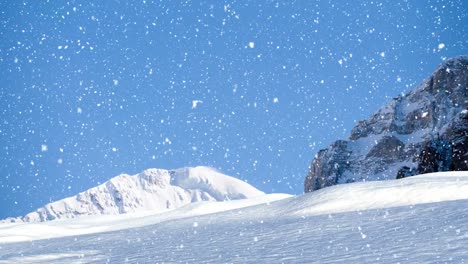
10, 166, 264, 223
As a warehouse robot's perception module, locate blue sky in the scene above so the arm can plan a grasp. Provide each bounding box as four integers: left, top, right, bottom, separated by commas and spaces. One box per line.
1, 0, 467, 219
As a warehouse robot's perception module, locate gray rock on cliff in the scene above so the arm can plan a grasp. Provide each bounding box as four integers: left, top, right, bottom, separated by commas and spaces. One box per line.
305, 55, 468, 193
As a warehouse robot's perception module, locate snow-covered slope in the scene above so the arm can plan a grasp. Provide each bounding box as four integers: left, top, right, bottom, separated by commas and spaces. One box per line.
11, 166, 264, 222
1, 171, 468, 263
0, 193, 291, 244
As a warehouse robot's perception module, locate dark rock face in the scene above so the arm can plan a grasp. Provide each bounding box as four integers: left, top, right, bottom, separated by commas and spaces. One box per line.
304, 140, 351, 192
305, 56, 468, 193
366, 136, 405, 160
396, 166, 417, 179
447, 110, 468, 170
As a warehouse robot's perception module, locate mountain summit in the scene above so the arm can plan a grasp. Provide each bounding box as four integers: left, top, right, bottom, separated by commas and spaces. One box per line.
8, 166, 264, 222
305, 55, 468, 192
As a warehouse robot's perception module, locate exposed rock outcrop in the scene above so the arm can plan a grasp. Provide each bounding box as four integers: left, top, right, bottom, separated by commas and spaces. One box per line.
305, 55, 468, 192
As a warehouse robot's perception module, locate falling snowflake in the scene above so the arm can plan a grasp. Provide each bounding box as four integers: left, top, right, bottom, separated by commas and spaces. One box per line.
192, 100, 203, 109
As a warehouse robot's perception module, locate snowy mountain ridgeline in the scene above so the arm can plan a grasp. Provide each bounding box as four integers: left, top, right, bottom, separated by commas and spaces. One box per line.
305, 55, 468, 192
4, 166, 264, 223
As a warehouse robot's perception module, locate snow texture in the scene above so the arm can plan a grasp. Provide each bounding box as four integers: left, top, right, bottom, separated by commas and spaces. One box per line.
1, 171, 468, 263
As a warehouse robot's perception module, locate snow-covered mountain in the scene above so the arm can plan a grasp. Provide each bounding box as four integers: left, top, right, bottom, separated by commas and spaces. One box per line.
8, 166, 264, 222
305, 55, 468, 192
1, 171, 468, 263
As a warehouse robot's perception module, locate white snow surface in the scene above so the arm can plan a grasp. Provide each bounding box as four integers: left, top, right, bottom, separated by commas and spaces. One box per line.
16, 166, 265, 222
1, 171, 468, 263
0, 193, 290, 244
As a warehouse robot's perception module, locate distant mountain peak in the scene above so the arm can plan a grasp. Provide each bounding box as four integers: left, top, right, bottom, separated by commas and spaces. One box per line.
5, 166, 264, 223
305, 56, 468, 192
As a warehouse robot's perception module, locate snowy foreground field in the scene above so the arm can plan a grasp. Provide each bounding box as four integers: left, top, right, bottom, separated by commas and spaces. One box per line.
1, 171, 468, 263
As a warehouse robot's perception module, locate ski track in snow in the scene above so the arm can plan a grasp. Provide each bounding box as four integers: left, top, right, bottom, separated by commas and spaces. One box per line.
1, 171, 468, 263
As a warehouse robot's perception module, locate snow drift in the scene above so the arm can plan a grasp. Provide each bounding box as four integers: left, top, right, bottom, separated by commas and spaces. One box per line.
1, 171, 468, 263
2, 171, 468, 243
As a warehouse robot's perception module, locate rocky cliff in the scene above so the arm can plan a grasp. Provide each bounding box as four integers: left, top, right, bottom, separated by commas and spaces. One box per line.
305, 55, 468, 192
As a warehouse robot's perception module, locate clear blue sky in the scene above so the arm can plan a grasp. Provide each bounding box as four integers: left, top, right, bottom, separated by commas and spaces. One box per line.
1, 0, 467, 219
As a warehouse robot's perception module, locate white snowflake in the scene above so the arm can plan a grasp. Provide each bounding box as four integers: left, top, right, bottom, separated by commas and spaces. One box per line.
192, 100, 203, 109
